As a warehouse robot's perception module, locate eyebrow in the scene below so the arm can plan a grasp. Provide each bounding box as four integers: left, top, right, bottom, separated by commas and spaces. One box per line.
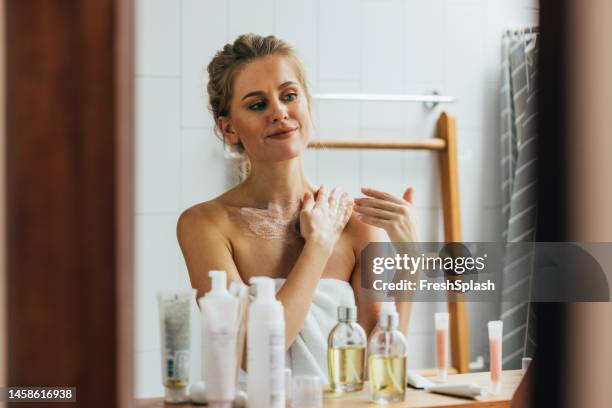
240, 81, 297, 101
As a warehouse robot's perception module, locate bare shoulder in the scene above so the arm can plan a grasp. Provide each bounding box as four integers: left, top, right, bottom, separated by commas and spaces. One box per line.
176, 192, 236, 243
344, 212, 387, 254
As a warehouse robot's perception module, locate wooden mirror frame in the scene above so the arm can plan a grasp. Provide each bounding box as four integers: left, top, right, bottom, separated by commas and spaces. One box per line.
5, 1, 134, 406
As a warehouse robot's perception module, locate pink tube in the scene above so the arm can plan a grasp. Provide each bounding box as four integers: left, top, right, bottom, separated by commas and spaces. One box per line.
488, 321, 503, 394
434, 313, 449, 381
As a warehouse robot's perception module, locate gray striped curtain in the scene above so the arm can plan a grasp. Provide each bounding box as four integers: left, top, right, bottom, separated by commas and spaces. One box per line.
499, 31, 539, 369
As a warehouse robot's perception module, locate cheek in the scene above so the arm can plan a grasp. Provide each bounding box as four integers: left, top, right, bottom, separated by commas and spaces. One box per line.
294, 103, 314, 133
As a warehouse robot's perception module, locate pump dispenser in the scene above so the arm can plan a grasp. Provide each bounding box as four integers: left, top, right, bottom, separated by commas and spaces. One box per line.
327, 305, 367, 392
199, 270, 239, 408
368, 302, 408, 404
207, 270, 231, 298
247, 277, 285, 408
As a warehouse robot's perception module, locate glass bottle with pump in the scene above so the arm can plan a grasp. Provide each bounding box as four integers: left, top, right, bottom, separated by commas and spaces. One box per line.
327, 305, 367, 392
368, 302, 408, 404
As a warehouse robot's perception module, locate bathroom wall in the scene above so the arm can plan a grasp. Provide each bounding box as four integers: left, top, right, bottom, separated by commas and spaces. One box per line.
134, 0, 539, 397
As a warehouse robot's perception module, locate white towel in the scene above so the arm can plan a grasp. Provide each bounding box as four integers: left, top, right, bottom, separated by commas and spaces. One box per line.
239, 278, 356, 387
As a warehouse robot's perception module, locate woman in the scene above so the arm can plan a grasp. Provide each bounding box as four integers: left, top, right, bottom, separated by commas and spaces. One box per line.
177, 33, 419, 379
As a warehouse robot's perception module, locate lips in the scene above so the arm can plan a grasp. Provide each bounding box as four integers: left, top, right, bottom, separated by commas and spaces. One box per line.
266, 127, 298, 138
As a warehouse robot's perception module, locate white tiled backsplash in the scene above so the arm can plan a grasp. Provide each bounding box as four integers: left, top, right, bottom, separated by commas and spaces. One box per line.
134, 0, 539, 397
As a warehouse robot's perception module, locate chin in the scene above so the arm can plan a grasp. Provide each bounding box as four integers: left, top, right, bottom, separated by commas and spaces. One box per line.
267, 135, 310, 162
267, 145, 305, 162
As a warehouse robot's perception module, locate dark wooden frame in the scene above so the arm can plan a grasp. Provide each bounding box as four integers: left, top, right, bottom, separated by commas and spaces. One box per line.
5, 1, 134, 406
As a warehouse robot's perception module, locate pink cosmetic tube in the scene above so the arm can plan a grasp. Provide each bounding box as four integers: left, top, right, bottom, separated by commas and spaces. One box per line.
488, 321, 503, 395
434, 312, 449, 381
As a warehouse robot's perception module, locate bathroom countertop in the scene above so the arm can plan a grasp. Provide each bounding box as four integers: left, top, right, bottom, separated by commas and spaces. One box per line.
135, 369, 524, 408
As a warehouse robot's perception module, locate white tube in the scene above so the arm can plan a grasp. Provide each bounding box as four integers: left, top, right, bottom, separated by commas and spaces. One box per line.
157, 290, 194, 403
426, 383, 482, 398
434, 312, 449, 381
199, 271, 239, 408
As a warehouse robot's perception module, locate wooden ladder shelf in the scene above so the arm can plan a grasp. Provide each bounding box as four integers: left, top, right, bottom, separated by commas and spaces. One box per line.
307, 111, 470, 373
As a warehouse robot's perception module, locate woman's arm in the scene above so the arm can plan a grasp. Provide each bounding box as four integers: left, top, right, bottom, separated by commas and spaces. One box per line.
277, 186, 352, 349
352, 186, 420, 335
348, 216, 385, 336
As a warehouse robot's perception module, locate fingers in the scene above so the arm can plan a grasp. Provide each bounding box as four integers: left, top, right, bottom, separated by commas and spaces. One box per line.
402, 187, 414, 204
340, 193, 353, 225
315, 184, 328, 207
353, 197, 401, 213
338, 192, 353, 226
360, 187, 405, 205
301, 191, 315, 212
357, 214, 390, 229
353, 205, 395, 220
328, 186, 340, 210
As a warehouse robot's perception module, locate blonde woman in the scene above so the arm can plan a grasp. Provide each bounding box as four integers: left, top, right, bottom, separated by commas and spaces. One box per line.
177, 33, 419, 379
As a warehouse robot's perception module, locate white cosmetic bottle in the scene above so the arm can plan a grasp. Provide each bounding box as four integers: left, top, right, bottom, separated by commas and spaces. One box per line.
199, 270, 238, 408
247, 277, 286, 408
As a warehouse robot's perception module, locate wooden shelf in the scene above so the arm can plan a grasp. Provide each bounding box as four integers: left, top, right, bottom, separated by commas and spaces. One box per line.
308, 138, 447, 151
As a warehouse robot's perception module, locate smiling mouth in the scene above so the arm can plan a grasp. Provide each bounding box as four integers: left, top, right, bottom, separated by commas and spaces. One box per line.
267, 128, 298, 138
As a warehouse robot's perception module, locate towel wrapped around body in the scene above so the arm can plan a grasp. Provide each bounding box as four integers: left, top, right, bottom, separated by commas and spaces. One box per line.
239, 278, 356, 388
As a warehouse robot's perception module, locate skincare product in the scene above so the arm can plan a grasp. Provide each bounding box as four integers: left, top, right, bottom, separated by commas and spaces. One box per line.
488, 320, 503, 395
188, 382, 248, 408
199, 271, 239, 408
229, 281, 250, 386
327, 305, 366, 392
189, 381, 207, 405
247, 277, 285, 408
426, 383, 483, 399
435, 312, 449, 381
368, 303, 408, 404
157, 290, 194, 403
406, 370, 436, 389
521, 357, 532, 371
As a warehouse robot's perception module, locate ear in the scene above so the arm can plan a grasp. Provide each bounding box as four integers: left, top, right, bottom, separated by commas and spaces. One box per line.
217, 116, 240, 145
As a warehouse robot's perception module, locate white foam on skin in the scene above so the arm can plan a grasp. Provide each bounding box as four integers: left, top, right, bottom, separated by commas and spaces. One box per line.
231, 200, 302, 241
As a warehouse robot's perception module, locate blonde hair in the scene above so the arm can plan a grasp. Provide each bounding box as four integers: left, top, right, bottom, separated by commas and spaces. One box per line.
206, 33, 311, 152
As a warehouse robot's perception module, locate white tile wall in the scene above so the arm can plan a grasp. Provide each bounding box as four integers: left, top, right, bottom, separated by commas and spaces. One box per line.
135, 0, 539, 397
180, 0, 228, 128
229, 0, 274, 39
135, 77, 181, 214
136, 0, 180, 76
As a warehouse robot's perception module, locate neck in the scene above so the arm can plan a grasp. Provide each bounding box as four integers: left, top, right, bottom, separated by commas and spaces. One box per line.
242, 157, 314, 207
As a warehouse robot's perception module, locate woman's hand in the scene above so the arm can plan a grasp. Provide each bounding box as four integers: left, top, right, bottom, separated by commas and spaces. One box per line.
299, 185, 353, 252
353, 186, 420, 242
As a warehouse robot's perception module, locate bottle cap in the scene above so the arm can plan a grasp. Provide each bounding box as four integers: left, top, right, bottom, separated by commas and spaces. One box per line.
379, 302, 399, 329
488, 320, 503, 338
208, 270, 230, 297
337, 305, 357, 322
164, 386, 189, 403
521, 357, 532, 371
434, 312, 449, 329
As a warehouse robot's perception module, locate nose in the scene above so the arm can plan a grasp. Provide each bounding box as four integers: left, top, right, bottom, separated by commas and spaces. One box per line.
269, 99, 288, 123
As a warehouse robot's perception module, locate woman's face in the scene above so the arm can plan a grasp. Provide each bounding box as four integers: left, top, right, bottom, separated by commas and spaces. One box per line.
219, 55, 313, 163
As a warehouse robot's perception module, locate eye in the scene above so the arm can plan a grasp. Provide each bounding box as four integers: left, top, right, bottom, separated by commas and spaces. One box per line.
248, 100, 267, 111
283, 92, 298, 102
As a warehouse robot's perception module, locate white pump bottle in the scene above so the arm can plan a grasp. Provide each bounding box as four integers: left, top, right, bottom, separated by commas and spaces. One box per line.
247, 277, 285, 408
199, 270, 238, 408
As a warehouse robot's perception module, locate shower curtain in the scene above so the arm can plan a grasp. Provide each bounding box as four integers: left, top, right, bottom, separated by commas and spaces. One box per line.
499, 30, 539, 369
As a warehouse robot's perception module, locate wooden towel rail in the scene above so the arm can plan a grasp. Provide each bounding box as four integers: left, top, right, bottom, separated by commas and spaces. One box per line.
307, 112, 470, 373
